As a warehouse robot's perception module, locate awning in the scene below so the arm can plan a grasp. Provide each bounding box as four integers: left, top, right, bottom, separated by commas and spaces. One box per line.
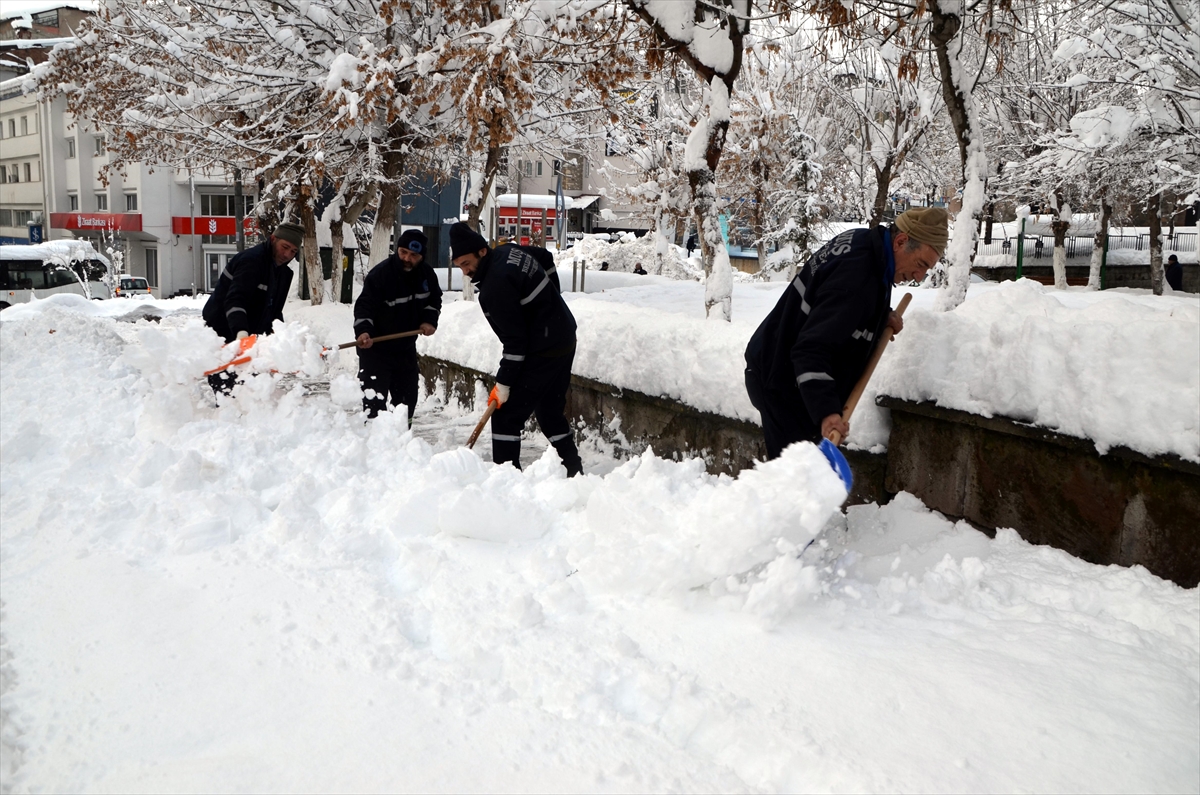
572, 195, 601, 210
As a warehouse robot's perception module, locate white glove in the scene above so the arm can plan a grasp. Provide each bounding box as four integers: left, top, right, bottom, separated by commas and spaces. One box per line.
489, 383, 510, 408
235, 330, 249, 340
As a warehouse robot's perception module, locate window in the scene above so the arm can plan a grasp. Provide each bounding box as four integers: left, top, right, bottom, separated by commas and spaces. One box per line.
201, 194, 229, 216
125, 193, 138, 212
145, 249, 158, 287
524, 160, 533, 177
14, 210, 31, 226
66, 138, 75, 158
536, 160, 543, 176
96, 193, 108, 211
6, 119, 14, 138
32, 10, 58, 26
20, 116, 28, 136
23, 163, 31, 182
0, 209, 11, 226
0, 167, 5, 184
68, 193, 78, 210
94, 136, 105, 156
9, 165, 17, 183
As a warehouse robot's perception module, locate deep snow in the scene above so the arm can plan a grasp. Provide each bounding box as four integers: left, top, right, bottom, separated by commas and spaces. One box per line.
1, 294, 1198, 793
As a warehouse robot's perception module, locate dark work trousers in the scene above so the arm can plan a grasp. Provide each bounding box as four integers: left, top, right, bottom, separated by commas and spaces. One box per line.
358, 349, 420, 422
744, 366, 818, 461
207, 370, 237, 396
490, 351, 583, 477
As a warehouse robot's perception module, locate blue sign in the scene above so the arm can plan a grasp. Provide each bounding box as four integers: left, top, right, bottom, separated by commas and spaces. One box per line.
28, 224, 43, 243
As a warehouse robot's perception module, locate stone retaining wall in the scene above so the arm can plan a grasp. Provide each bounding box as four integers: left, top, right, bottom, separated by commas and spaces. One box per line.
879, 396, 1200, 587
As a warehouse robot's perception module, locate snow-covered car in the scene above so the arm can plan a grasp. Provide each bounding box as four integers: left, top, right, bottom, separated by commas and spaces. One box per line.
1, 242, 111, 310
116, 276, 152, 298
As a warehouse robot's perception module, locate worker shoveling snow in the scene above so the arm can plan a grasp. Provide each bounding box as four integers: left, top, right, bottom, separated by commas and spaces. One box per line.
2, 297, 1196, 793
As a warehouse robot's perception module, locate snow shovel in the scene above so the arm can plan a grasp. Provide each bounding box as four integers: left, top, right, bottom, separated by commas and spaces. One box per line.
203, 334, 258, 376
466, 403, 497, 449
323, 329, 423, 357
818, 292, 913, 493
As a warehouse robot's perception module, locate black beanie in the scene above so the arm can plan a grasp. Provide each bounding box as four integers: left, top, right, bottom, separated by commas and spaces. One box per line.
396, 228, 428, 256
449, 222, 488, 259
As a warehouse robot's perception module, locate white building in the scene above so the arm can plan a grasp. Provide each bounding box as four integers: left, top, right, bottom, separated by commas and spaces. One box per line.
1, 45, 252, 298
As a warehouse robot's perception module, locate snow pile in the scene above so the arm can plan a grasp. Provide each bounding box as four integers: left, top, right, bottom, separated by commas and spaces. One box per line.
875, 280, 1200, 461
564, 233, 703, 281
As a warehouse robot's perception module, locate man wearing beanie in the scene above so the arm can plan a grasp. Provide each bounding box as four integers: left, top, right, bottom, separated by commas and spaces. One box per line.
202, 222, 303, 393
353, 228, 442, 422
449, 221, 583, 477
744, 206, 947, 459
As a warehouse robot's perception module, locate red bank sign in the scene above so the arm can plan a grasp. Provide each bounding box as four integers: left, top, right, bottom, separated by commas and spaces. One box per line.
50, 213, 143, 232
172, 216, 259, 235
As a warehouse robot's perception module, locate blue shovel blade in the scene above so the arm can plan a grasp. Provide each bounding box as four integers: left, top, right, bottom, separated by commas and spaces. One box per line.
818, 438, 854, 494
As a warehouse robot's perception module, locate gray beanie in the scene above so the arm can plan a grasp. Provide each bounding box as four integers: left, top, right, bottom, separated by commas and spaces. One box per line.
272, 222, 304, 248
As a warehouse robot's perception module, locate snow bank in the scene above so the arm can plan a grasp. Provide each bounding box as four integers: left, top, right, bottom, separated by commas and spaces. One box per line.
875, 280, 1200, 461
565, 233, 704, 281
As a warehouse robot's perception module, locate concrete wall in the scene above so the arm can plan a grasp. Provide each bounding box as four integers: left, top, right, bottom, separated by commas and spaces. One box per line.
879, 396, 1200, 588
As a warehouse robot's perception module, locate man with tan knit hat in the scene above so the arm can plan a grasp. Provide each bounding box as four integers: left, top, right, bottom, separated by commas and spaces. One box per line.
744, 207, 947, 459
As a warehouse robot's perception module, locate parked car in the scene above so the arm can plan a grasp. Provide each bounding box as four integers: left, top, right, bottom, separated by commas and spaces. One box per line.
1, 242, 111, 310
116, 276, 152, 298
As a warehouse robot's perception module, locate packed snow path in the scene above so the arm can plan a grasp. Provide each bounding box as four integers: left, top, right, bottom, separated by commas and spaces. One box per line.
1, 299, 1197, 793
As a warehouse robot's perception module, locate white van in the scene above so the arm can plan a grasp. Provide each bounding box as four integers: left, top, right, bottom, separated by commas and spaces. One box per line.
1, 241, 111, 310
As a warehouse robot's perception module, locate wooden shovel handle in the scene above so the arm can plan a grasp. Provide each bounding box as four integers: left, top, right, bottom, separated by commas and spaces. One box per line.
828, 292, 913, 445
337, 329, 422, 350
466, 403, 497, 449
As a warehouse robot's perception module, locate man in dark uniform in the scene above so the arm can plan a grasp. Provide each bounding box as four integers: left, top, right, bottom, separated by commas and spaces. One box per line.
449, 221, 583, 477
353, 229, 442, 422
202, 222, 303, 392
744, 207, 948, 459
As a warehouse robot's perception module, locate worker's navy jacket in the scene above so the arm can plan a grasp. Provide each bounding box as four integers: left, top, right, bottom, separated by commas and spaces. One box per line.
353, 254, 442, 360
473, 243, 576, 385
202, 241, 294, 342
745, 226, 895, 428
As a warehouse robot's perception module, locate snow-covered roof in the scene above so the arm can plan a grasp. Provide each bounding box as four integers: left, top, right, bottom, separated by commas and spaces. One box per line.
496, 193, 574, 210
0, 2, 97, 23
1, 240, 111, 267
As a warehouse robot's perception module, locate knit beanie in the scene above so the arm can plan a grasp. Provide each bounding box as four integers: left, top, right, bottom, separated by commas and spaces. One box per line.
449, 222, 488, 259
894, 207, 949, 256
397, 228, 428, 256
272, 222, 304, 248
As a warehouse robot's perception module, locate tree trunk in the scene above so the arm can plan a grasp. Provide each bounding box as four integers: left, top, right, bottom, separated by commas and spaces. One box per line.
929, 0, 987, 312
369, 180, 399, 274
1087, 195, 1111, 291
1051, 192, 1070, 290
869, 157, 895, 228
329, 220, 345, 304
1148, 191, 1163, 295
300, 197, 323, 305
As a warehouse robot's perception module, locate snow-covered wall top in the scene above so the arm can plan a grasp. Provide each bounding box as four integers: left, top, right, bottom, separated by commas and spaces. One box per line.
875, 281, 1200, 463
421, 278, 1200, 464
